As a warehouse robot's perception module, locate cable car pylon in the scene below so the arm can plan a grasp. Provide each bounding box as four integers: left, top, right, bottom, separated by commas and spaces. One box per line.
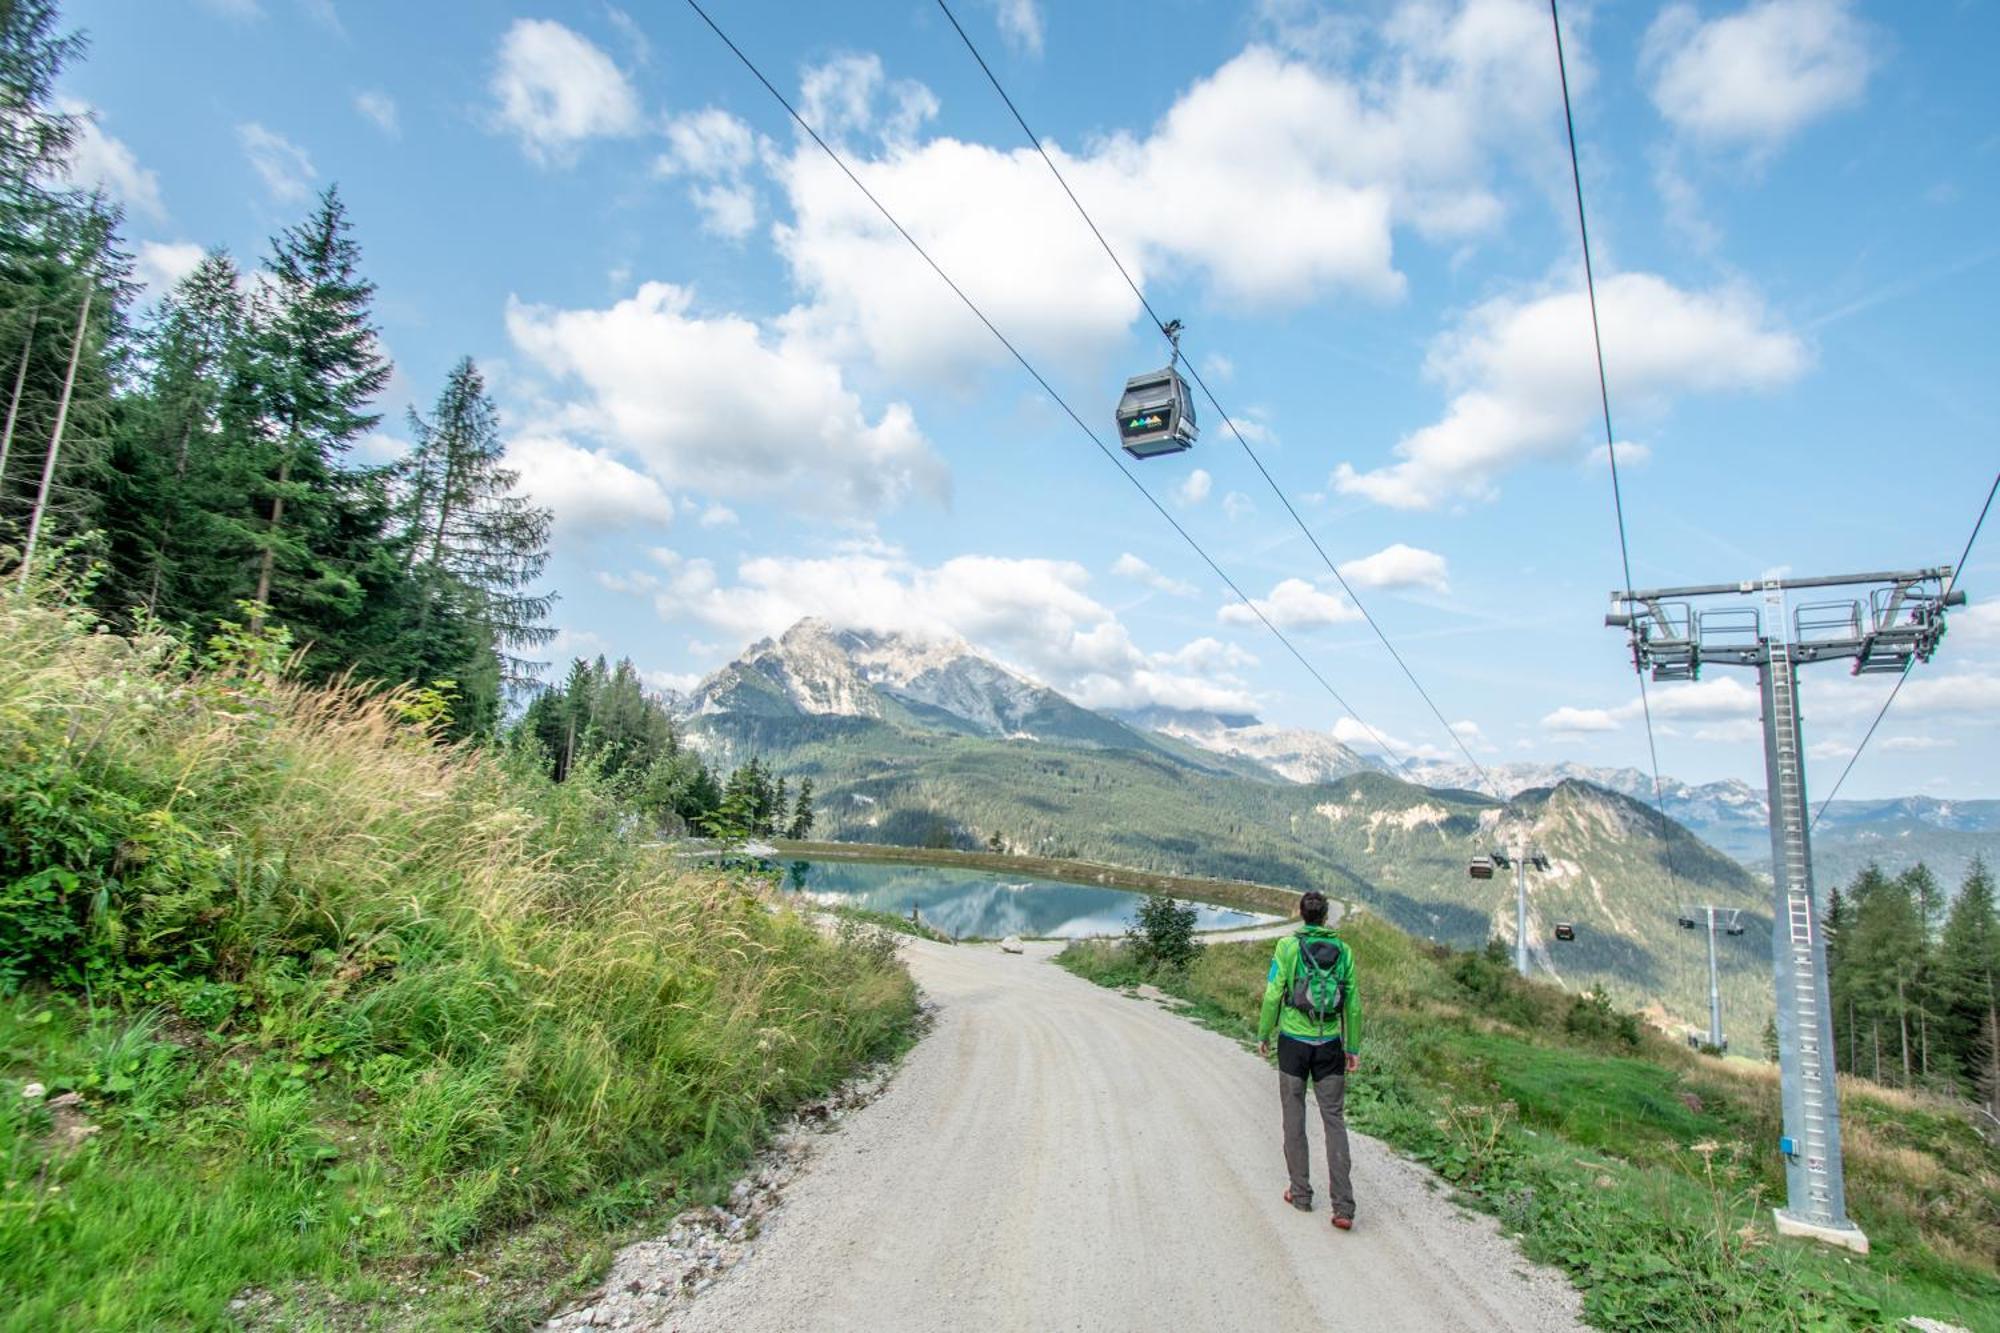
1676, 905, 1746, 1052
1610, 566, 1965, 1254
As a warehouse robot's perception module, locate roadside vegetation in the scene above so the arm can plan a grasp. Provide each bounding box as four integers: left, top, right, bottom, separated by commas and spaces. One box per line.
0, 588, 917, 1330
1060, 914, 2000, 1332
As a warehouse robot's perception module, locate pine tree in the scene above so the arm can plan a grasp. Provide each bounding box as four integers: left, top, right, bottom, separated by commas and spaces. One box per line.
1938, 859, 1999, 1112
397, 356, 553, 708
786, 778, 816, 840
1841, 865, 1925, 1086
0, 2, 82, 210
240, 187, 389, 635
97, 251, 248, 619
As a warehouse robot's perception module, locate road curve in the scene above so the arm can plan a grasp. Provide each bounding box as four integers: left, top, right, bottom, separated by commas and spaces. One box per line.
674, 937, 1586, 1333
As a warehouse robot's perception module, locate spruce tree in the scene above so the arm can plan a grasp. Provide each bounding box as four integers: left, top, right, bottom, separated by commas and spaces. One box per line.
1938, 859, 1999, 1110
241, 186, 389, 635
397, 356, 554, 707
787, 777, 815, 839
98, 251, 248, 618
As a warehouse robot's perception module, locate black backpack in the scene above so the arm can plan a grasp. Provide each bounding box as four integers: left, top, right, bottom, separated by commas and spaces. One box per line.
1286, 934, 1346, 1025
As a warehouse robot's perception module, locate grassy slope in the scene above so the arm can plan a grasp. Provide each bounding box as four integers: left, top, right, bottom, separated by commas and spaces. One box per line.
0, 594, 917, 1331
1059, 921, 2000, 1333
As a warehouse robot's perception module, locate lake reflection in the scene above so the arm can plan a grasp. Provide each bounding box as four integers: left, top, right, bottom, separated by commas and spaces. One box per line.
794, 860, 1277, 939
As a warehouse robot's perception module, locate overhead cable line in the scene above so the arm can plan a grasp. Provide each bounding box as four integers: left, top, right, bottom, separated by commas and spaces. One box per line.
1547, 0, 1691, 1001
681, 0, 1408, 768
1808, 470, 1996, 830
933, 0, 1495, 794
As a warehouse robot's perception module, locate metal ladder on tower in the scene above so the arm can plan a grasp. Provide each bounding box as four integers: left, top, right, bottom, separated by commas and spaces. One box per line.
1767, 631, 1834, 1223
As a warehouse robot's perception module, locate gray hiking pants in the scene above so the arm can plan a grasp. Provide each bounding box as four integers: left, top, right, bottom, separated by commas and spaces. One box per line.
1278, 1036, 1354, 1218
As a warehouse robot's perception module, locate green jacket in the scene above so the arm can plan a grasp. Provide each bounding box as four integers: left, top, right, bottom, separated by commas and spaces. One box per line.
1258, 926, 1361, 1052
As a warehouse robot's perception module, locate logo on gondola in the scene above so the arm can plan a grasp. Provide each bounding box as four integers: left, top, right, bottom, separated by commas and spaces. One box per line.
1126, 414, 1164, 429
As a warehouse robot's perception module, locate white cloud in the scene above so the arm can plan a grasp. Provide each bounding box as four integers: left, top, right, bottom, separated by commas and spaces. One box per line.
354, 431, 411, 464
1949, 598, 2000, 643
354, 90, 399, 137
57, 100, 165, 221
644, 669, 701, 695
1587, 440, 1652, 470
1222, 491, 1256, 521
993, 0, 1044, 56
688, 183, 756, 240
134, 241, 205, 297
505, 282, 948, 516
1544, 675, 1762, 736
772, 14, 1569, 381
698, 503, 739, 528
1219, 577, 1359, 630
1176, 468, 1213, 506
659, 108, 755, 176
1543, 706, 1620, 734
1336, 542, 1449, 593
1879, 735, 1953, 752
506, 434, 674, 535
1643, 0, 1872, 153
490, 18, 641, 165
658, 109, 759, 239
1335, 273, 1807, 509
629, 546, 1255, 714
800, 54, 939, 146
1154, 636, 1258, 673
238, 123, 315, 203
1111, 552, 1198, 599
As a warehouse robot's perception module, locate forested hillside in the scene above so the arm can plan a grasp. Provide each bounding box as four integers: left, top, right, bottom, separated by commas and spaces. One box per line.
0, 4, 550, 737
695, 691, 1774, 1030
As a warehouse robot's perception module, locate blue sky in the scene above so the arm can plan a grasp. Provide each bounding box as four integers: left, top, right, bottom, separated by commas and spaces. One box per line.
59, 0, 2000, 797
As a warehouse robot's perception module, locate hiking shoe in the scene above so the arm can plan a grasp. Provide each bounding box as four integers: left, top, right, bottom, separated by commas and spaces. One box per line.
1283, 1187, 1312, 1212
1331, 1215, 1354, 1231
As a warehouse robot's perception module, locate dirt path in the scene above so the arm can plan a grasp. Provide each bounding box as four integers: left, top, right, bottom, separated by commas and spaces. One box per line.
666, 938, 1586, 1333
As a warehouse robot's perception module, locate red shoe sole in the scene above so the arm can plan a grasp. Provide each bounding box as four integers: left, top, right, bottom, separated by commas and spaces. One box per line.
1331, 1216, 1353, 1230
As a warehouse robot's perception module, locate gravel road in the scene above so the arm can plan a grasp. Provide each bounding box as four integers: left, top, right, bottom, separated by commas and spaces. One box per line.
669, 936, 1587, 1333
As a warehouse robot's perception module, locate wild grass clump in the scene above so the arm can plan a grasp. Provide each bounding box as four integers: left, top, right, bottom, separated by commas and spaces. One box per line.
0, 587, 916, 1329
1059, 914, 2000, 1331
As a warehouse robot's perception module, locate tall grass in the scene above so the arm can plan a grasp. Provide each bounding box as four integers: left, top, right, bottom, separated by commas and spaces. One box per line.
1061, 916, 2000, 1332
0, 584, 916, 1329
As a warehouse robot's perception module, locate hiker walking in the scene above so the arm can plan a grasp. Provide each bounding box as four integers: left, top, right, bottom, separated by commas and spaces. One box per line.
1257, 889, 1361, 1230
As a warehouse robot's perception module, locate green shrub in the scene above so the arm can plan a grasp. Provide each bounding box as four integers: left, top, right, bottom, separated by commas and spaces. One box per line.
1129, 893, 1200, 973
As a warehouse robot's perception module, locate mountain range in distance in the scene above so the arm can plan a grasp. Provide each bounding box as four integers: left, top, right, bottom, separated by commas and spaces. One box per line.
676, 618, 1995, 898
675, 620, 1787, 1027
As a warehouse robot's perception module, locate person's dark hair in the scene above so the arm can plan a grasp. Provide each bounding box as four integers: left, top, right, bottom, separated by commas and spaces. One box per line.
1299, 890, 1329, 925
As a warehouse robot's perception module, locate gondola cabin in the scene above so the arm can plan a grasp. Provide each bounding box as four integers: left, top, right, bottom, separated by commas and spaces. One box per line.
1468, 855, 1495, 881
1553, 923, 1576, 942
1115, 364, 1197, 458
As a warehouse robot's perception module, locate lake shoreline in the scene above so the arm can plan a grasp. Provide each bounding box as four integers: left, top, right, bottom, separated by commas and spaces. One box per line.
770, 839, 1312, 920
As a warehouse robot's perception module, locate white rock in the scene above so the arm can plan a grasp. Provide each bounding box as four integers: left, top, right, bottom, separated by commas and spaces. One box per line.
1000, 936, 1024, 954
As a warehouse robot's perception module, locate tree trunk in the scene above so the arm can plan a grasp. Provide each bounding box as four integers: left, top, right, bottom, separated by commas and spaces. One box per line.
250, 452, 291, 629
1897, 975, 1912, 1086
0, 309, 37, 500
146, 416, 200, 616
1985, 1001, 2000, 1120
1872, 1020, 1881, 1084
18, 289, 92, 590
1847, 997, 1856, 1074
